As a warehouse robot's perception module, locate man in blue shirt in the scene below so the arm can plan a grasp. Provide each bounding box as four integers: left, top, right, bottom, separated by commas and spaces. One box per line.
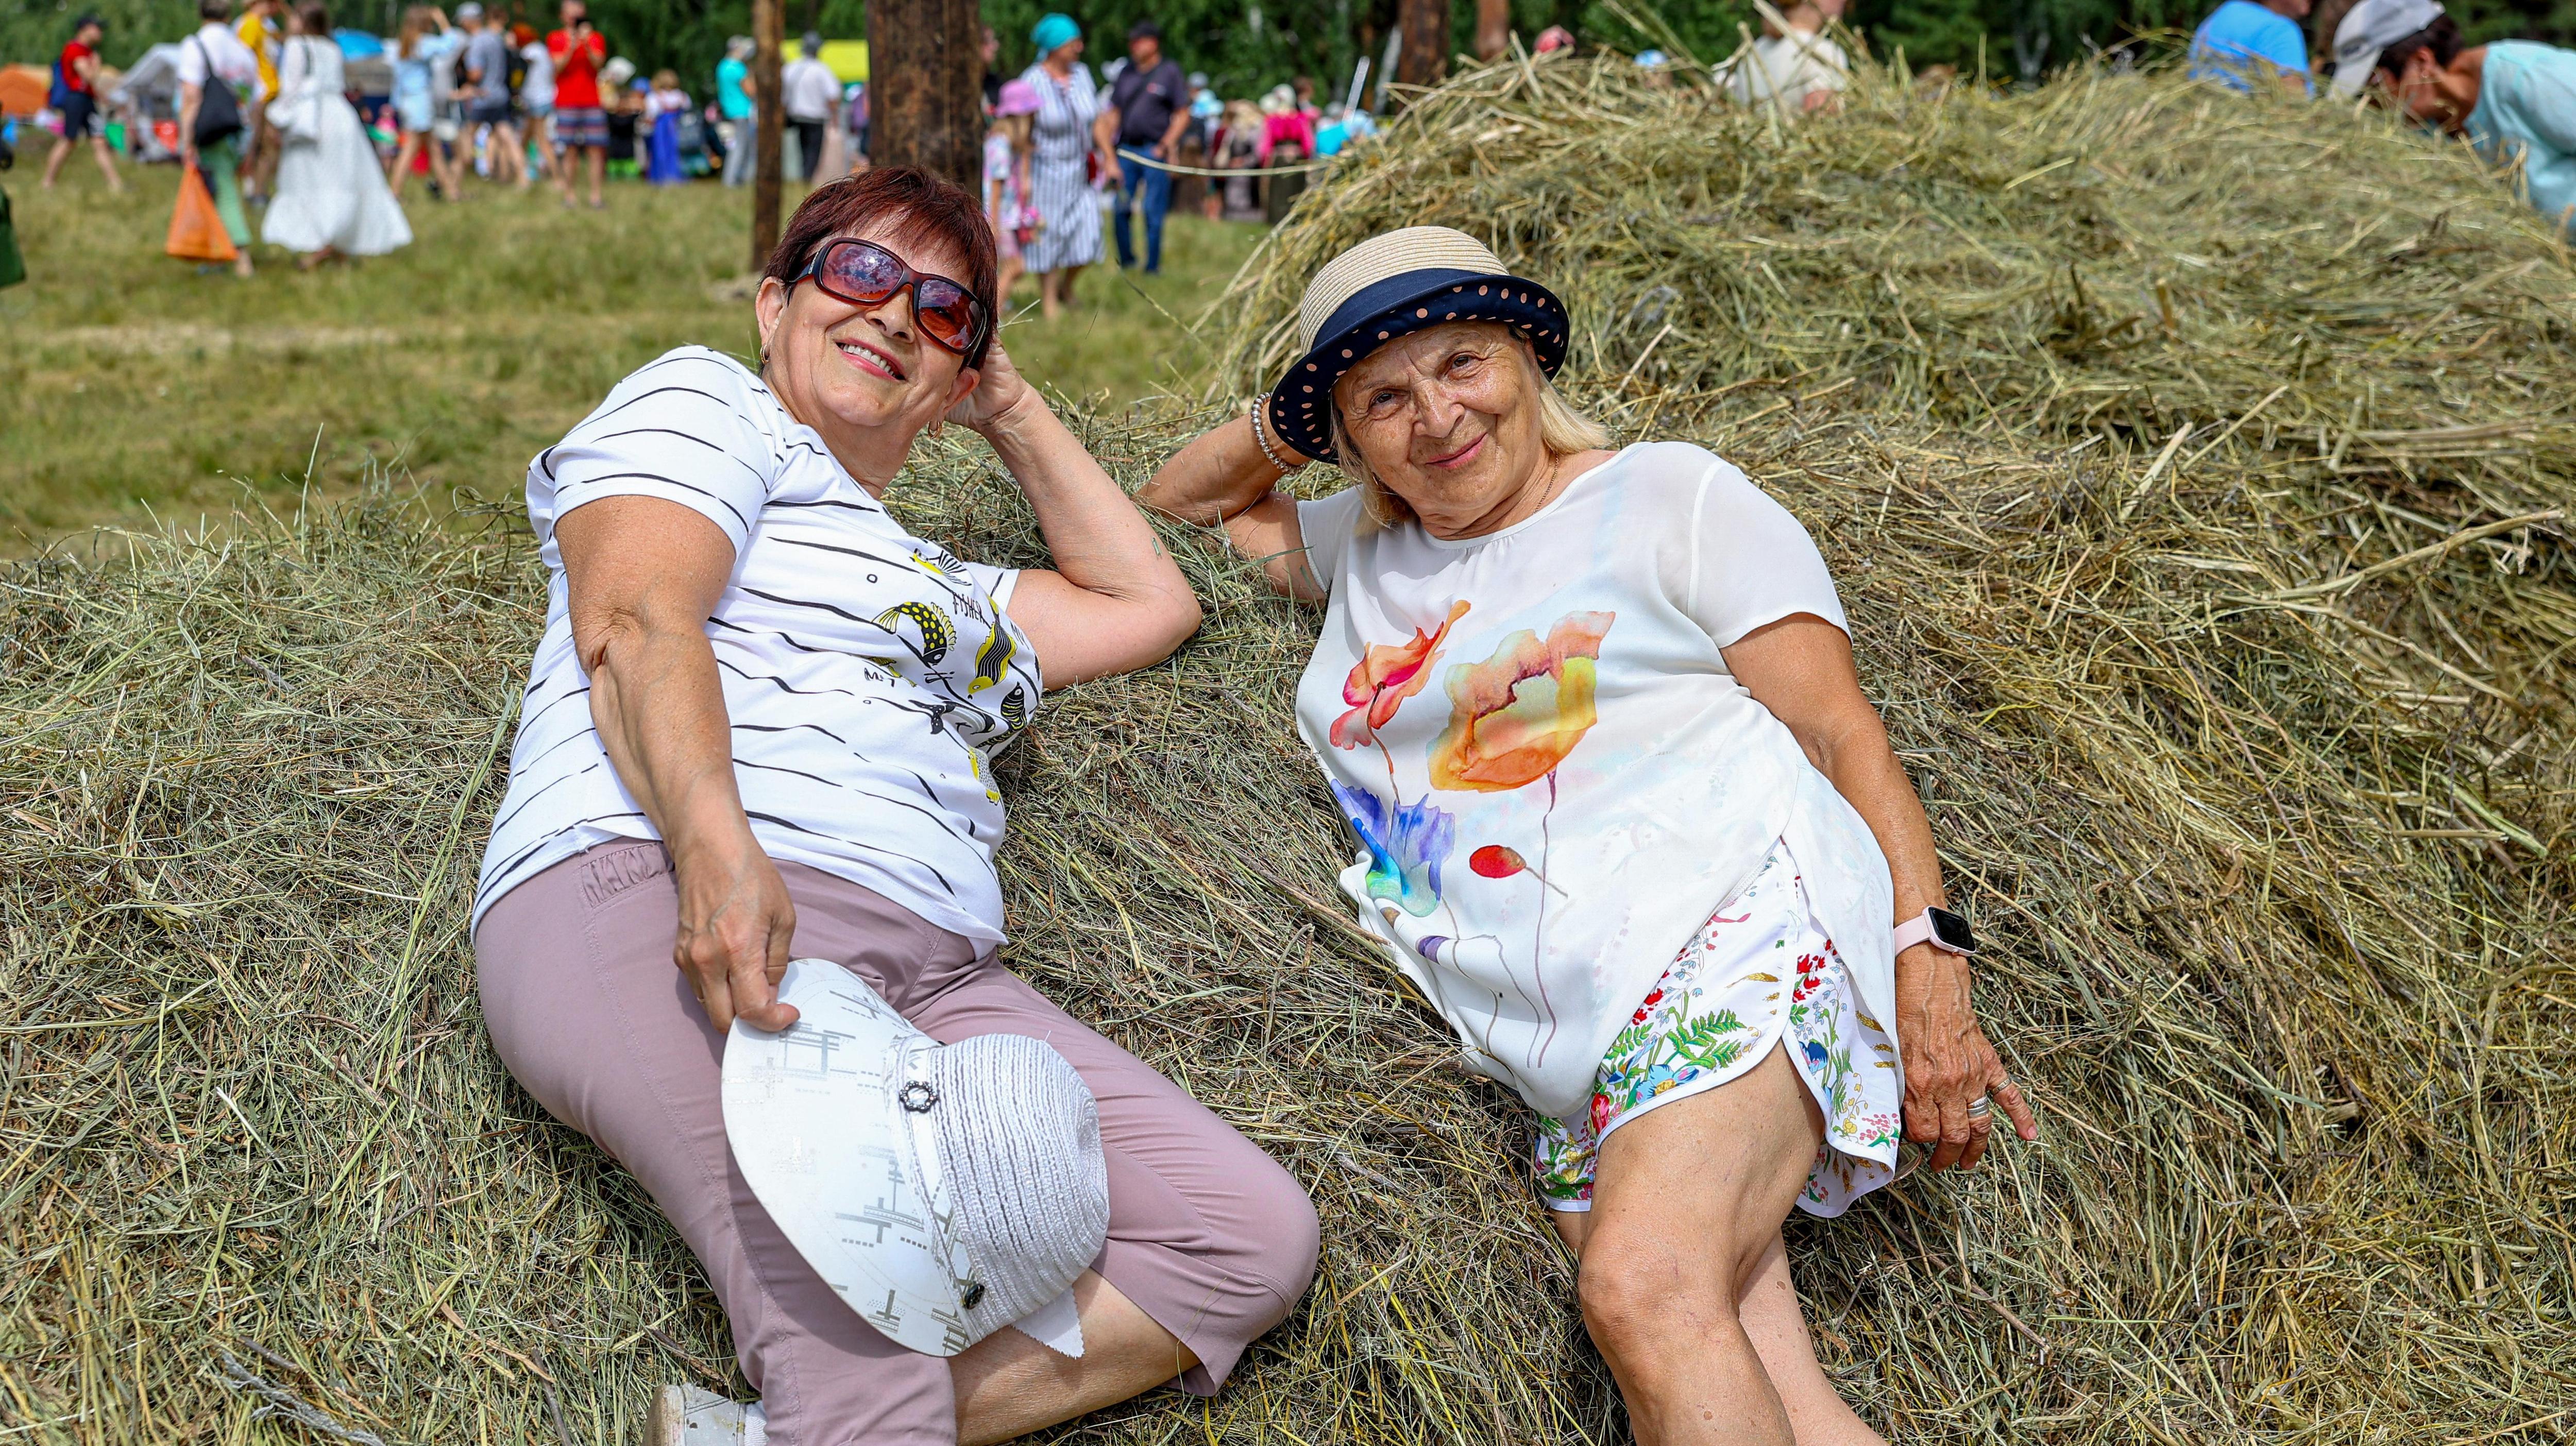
2190, 0, 2315, 94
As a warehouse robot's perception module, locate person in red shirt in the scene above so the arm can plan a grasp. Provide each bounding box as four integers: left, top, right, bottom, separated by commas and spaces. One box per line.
546, 0, 609, 208
42, 14, 126, 193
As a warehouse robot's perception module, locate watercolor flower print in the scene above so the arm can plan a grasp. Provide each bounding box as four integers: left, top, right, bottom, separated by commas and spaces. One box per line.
1325, 603, 1616, 1073
1430, 611, 1614, 1068
1328, 601, 1470, 923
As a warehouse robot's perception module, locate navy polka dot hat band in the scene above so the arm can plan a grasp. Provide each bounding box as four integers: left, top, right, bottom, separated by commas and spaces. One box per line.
1267, 227, 1571, 463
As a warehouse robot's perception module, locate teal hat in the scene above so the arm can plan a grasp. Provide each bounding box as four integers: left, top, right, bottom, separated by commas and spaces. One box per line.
1031, 13, 1080, 55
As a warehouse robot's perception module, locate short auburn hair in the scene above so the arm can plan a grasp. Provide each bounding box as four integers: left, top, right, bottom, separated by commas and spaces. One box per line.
763, 166, 1000, 370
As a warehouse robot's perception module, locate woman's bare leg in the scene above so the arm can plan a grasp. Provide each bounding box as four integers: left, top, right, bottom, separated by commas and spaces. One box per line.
1558, 1212, 1880, 1446
949, 1269, 1199, 1446
89, 136, 126, 191
388, 132, 420, 197
1739, 1232, 1882, 1444
1566, 1044, 1884, 1446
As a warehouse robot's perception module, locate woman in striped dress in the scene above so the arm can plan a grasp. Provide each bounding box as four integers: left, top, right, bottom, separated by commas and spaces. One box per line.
1020, 12, 1104, 319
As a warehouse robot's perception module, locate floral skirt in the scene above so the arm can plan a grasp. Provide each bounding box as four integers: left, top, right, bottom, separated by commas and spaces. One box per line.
1534, 839, 1902, 1218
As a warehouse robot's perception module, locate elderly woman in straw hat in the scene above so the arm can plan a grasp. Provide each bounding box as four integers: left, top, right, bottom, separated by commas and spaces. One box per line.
1140, 227, 2036, 1443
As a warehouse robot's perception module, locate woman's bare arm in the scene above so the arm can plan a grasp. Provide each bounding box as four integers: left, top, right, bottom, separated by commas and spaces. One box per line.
957, 353, 1203, 685
1723, 614, 2038, 1170
554, 495, 799, 1034
1136, 412, 1324, 600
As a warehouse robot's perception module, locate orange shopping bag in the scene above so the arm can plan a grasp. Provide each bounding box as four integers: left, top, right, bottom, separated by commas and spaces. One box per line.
165, 164, 239, 263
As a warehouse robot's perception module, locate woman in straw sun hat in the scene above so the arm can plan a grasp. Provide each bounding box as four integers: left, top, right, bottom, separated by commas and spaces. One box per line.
1142, 226, 2036, 1442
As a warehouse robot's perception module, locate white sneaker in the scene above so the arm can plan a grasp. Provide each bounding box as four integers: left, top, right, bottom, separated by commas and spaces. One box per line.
643, 1384, 767, 1445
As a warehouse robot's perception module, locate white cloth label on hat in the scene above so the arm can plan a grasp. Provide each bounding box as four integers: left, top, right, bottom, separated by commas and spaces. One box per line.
1012, 1288, 1086, 1356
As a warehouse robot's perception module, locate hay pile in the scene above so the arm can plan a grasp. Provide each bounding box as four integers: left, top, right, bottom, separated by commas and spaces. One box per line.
5, 56, 2573, 1446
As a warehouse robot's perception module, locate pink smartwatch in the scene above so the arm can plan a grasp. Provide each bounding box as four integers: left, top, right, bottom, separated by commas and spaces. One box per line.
1893, 906, 1977, 956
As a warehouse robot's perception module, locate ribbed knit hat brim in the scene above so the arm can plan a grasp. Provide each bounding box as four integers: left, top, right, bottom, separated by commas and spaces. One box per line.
927, 1033, 1109, 1342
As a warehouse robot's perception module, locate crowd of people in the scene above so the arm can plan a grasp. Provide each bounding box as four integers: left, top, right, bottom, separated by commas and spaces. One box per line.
12, 3, 2565, 282
10, 3, 1405, 299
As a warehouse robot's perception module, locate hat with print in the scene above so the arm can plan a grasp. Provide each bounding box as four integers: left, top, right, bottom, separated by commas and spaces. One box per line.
1264, 226, 1570, 463
2331, 0, 2444, 94
722, 960, 1110, 1358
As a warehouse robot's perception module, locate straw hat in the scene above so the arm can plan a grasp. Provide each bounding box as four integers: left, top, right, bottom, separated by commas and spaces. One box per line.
722, 960, 1110, 1358
1264, 226, 1570, 462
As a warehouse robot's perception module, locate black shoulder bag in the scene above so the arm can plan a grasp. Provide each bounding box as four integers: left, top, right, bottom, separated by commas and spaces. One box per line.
191, 36, 245, 149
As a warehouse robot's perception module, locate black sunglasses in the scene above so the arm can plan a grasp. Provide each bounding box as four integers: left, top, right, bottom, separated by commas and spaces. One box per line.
792, 238, 990, 360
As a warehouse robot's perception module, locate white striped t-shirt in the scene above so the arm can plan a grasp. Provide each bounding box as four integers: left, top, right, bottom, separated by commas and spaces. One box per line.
472, 346, 1044, 944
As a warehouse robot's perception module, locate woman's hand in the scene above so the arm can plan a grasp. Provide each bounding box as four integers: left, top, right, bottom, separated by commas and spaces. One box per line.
672, 830, 800, 1034
970, 365, 1204, 686
1725, 614, 2039, 1171
946, 338, 1033, 434
1894, 946, 2036, 1170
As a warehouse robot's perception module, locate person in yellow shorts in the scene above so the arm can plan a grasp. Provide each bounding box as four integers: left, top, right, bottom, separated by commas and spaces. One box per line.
236, 0, 286, 203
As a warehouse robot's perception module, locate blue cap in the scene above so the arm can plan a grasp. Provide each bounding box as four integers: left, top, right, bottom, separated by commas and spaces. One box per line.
1031, 13, 1080, 56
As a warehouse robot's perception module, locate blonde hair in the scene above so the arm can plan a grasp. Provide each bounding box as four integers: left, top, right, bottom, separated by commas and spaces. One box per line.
1327, 346, 1610, 529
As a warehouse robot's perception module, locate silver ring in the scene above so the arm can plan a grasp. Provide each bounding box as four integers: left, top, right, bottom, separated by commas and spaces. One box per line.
1965, 1096, 1992, 1120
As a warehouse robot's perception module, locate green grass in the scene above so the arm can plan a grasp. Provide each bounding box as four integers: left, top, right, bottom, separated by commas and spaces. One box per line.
0, 165, 1264, 543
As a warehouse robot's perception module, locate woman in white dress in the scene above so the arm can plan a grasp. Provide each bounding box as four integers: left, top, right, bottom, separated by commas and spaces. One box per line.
265, 1, 413, 266
1142, 228, 2037, 1445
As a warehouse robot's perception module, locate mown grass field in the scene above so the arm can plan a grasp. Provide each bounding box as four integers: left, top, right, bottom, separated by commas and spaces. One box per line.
0, 165, 1263, 545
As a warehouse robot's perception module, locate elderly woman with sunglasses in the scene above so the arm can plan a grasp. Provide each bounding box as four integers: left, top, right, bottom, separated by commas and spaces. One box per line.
472, 168, 1318, 1446
1140, 228, 2037, 1445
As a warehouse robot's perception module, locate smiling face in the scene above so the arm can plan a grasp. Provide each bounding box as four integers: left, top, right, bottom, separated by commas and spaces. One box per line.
756, 220, 982, 491
1332, 322, 1555, 539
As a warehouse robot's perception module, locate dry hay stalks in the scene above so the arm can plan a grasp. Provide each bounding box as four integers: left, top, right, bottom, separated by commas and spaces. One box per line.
1204, 46, 2576, 1443
3, 56, 2574, 1446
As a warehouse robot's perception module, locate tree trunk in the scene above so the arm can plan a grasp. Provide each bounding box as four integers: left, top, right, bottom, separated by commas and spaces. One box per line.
751, 0, 784, 271
1395, 0, 1449, 94
1474, 0, 1510, 61
868, 0, 984, 191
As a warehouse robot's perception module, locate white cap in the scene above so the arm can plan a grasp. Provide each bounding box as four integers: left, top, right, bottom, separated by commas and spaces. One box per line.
2331, 0, 2444, 94
722, 961, 1110, 1358
454, 1, 483, 19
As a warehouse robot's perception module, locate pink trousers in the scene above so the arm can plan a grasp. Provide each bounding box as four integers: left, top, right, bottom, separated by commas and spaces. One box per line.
474, 841, 1319, 1445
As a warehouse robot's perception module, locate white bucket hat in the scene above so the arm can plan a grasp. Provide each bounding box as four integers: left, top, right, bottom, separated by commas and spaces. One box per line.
2330, 0, 2444, 95
722, 960, 1110, 1358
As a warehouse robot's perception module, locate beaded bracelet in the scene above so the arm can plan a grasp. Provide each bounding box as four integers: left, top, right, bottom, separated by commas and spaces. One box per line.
1247, 398, 1307, 475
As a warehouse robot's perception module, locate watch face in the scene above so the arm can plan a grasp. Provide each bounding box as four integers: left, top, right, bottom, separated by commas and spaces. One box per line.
1928, 907, 1976, 954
